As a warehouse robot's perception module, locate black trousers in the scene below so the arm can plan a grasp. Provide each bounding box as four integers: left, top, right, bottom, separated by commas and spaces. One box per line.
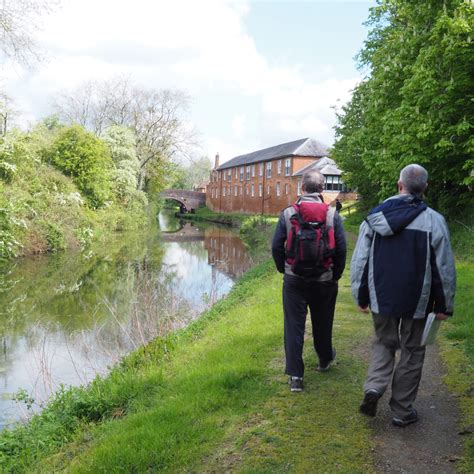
283, 274, 338, 377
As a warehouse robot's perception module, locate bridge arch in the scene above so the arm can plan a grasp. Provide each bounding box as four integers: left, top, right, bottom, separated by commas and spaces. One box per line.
160, 189, 206, 211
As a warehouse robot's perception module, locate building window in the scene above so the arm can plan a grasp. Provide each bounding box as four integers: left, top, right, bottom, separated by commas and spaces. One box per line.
235, 168, 238, 178
234, 185, 238, 196
266, 162, 272, 178
240, 186, 243, 195
211, 188, 214, 198
223, 186, 226, 197
251, 183, 255, 197
227, 170, 232, 181
285, 183, 289, 195
325, 175, 345, 191
276, 182, 281, 197
246, 165, 251, 181
297, 180, 302, 196
285, 158, 291, 176
251, 165, 255, 177
259, 183, 263, 197
277, 160, 282, 175
267, 184, 270, 195
216, 188, 219, 198
240, 167, 244, 181
259, 163, 264, 177
246, 185, 249, 195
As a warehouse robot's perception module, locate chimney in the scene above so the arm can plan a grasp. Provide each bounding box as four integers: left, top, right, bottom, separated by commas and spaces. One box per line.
214, 152, 220, 169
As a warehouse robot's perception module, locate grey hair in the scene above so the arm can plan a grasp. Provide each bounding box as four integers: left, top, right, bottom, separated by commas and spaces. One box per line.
399, 164, 428, 196
302, 169, 325, 194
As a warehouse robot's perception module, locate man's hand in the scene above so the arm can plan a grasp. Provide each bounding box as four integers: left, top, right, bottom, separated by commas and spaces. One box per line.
435, 313, 449, 321
358, 306, 370, 313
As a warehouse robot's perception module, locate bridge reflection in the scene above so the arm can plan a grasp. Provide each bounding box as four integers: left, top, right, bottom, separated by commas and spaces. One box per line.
161, 221, 253, 279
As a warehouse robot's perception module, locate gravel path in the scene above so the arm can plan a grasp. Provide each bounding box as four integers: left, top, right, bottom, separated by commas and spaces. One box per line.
362, 343, 464, 473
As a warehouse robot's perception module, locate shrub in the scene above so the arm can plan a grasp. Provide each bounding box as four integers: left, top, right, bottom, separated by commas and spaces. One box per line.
48, 125, 114, 208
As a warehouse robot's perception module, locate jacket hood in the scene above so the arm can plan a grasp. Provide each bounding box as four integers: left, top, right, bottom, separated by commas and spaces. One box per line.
366, 195, 427, 236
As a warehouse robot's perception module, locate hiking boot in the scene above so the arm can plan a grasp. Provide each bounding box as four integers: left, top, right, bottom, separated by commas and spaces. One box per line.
289, 376, 304, 392
359, 389, 381, 417
316, 348, 336, 372
392, 409, 418, 427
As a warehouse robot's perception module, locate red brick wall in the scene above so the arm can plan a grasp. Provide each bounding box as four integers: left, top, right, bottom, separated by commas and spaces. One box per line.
206, 157, 354, 215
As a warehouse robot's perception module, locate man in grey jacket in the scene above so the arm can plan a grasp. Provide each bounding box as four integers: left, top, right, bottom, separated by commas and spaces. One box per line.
351, 164, 456, 426
272, 169, 347, 392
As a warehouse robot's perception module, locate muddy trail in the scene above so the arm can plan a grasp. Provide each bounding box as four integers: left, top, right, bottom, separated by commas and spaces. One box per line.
360, 341, 464, 473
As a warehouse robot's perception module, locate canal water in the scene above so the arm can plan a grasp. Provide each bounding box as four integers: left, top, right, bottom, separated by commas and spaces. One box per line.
0, 211, 254, 430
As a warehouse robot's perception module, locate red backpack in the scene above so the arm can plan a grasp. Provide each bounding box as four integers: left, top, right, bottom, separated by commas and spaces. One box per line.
285, 200, 336, 277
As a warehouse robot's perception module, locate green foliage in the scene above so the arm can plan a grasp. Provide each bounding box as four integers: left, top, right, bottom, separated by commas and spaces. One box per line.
101, 126, 143, 204
0, 131, 32, 183
333, 0, 474, 212
169, 156, 212, 190
0, 203, 25, 261
48, 125, 114, 208
41, 220, 66, 252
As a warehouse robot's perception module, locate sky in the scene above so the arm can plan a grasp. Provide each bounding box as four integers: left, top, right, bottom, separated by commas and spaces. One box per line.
1, 0, 374, 166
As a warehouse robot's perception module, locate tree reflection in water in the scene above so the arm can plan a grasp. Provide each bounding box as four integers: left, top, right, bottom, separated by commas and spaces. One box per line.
0, 213, 255, 429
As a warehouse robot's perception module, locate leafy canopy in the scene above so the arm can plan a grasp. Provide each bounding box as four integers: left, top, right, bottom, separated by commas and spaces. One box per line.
333, 0, 473, 212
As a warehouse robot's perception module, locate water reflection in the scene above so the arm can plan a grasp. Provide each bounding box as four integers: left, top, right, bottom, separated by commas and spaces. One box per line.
0, 212, 254, 430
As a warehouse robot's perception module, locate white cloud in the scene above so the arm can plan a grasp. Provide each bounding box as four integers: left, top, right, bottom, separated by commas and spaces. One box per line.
231, 114, 246, 138
3, 0, 360, 156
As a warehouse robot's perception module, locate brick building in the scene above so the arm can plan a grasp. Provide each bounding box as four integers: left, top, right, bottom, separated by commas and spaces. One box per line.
206, 137, 354, 215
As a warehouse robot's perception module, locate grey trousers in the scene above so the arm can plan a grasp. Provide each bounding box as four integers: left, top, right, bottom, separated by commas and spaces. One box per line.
364, 313, 426, 418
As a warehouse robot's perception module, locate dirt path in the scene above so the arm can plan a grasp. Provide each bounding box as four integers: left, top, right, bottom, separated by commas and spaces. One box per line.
361, 342, 464, 473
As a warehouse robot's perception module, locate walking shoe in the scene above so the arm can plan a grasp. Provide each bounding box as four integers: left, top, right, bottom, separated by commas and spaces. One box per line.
316, 348, 336, 372
392, 409, 418, 427
359, 389, 381, 417
289, 376, 304, 392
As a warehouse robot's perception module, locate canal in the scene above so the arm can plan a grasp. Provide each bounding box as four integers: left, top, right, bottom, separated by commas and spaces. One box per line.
0, 211, 255, 430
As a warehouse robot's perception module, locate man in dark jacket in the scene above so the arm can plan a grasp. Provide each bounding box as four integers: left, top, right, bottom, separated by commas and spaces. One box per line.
272, 169, 347, 392
351, 164, 456, 426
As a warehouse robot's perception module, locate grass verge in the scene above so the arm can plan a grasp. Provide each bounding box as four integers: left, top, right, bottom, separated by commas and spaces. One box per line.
0, 252, 375, 472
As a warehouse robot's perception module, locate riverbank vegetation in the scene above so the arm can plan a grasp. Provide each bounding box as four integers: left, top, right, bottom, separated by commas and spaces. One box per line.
0, 77, 209, 262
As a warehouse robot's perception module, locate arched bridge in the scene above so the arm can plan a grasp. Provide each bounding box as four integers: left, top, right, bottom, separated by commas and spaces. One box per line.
160, 189, 206, 211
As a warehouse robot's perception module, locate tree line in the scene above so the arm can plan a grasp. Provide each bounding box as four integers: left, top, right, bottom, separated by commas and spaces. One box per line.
333, 0, 473, 213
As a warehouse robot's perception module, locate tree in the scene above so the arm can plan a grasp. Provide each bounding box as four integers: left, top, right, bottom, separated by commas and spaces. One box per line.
101, 125, 146, 205
53, 77, 198, 192
170, 156, 211, 190
333, 0, 473, 211
48, 125, 114, 208
0, 0, 56, 65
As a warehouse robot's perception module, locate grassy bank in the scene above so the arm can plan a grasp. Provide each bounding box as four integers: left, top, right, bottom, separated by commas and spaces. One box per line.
0, 246, 375, 473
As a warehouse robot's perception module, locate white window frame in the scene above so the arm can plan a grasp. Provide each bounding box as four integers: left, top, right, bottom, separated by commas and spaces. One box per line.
234, 185, 238, 196
285, 158, 291, 176
251, 165, 255, 178
267, 184, 270, 195
240, 167, 244, 181
277, 160, 282, 175
246, 165, 251, 181
276, 182, 281, 197
297, 180, 302, 196
285, 183, 289, 195
251, 183, 255, 197
259, 183, 263, 197
259, 163, 264, 177
266, 162, 272, 178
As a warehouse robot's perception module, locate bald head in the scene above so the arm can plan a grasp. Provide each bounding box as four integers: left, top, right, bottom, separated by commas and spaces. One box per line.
399, 164, 428, 197
302, 169, 325, 194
